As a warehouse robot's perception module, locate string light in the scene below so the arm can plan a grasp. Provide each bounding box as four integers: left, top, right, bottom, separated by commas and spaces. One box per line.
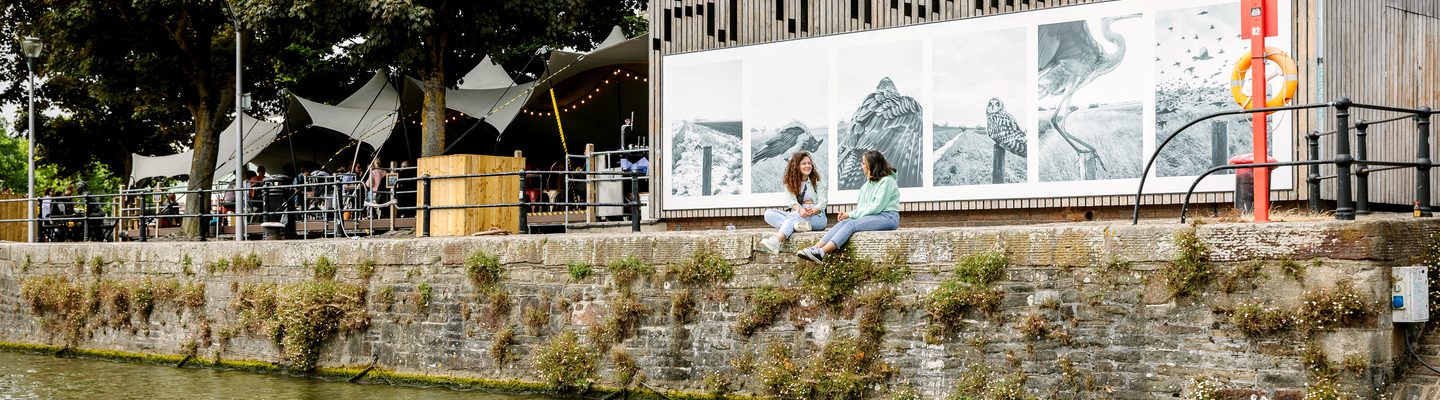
520, 68, 648, 116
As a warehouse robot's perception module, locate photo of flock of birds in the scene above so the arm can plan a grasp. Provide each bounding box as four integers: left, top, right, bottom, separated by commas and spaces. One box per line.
665, 1, 1281, 199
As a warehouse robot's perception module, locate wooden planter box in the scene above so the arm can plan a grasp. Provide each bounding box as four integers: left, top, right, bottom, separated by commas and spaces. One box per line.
417, 154, 523, 237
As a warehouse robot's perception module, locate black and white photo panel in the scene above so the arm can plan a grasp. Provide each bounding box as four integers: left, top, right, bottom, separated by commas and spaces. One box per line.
1037, 14, 1146, 182
835, 40, 925, 190
748, 50, 830, 194
665, 60, 744, 197
1154, 1, 1264, 177
932, 27, 1029, 187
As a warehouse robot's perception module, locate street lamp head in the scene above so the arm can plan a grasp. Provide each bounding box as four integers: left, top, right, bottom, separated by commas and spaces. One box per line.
20, 37, 42, 60
240, 93, 252, 110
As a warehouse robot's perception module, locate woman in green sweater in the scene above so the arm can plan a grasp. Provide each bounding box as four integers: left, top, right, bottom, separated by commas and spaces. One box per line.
797, 150, 900, 262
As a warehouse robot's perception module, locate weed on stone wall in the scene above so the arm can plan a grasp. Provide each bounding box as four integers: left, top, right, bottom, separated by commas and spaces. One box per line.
1224, 300, 1295, 336
21, 275, 206, 347
379, 286, 395, 312
704, 371, 733, 396
233, 253, 262, 273
491, 326, 516, 366
594, 290, 650, 345
568, 262, 592, 282
466, 250, 504, 293
607, 255, 653, 291
533, 331, 596, 393
610, 348, 638, 388
1295, 280, 1372, 330
270, 280, 369, 372
1420, 232, 1440, 331
357, 259, 376, 282
949, 363, 1034, 400
88, 256, 106, 276
923, 251, 1008, 343
954, 250, 1007, 285
855, 287, 896, 345
523, 303, 549, 335
736, 286, 800, 336
756, 336, 894, 400
481, 290, 512, 330
310, 256, 337, 280
1278, 256, 1306, 283
665, 247, 735, 287
1184, 376, 1227, 400
1218, 260, 1267, 294
796, 246, 909, 309
1164, 225, 1212, 298
415, 282, 433, 312
669, 290, 695, 325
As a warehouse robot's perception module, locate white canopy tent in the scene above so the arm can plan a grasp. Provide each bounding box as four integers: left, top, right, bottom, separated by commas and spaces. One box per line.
128, 114, 284, 184
289, 71, 402, 151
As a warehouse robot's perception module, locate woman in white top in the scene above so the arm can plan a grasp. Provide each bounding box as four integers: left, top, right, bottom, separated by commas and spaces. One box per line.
759, 151, 828, 254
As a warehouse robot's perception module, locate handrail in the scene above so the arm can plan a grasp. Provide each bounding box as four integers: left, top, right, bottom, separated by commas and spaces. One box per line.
1177, 160, 1334, 223
1131, 101, 1334, 224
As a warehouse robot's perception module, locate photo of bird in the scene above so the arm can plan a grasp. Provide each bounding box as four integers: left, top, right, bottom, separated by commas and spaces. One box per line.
1037, 14, 1140, 179
752, 125, 808, 163
839, 77, 923, 189
985, 98, 1027, 158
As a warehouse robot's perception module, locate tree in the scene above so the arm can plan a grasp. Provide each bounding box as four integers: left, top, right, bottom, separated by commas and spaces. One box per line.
0, 0, 361, 237
246, 0, 648, 157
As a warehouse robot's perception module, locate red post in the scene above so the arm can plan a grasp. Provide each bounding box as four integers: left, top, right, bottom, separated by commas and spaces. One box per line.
1241, 0, 1278, 222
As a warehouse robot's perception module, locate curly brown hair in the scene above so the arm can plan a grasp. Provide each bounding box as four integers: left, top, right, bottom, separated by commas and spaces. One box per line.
783, 151, 821, 198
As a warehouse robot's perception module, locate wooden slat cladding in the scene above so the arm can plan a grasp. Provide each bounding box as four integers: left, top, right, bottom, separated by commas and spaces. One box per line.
1315, 0, 1440, 206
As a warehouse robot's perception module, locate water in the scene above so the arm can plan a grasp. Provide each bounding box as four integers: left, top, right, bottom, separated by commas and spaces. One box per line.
0, 351, 553, 400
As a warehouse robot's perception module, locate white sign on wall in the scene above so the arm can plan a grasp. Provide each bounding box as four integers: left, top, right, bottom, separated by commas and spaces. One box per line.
662, 0, 1294, 210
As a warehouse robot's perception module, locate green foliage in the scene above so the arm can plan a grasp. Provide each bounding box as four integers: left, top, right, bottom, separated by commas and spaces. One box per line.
610, 348, 638, 388
954, 250, 1008, 285
20, 275, 205, 347
523, 303, 550, 335
482, 290, 513, 330
1341, 352, 1367, 375
1279, 256, 1307, 282
491, 327, 516, 366
310, 256, 338, 280
704, 371, 733, 396
757, 337, 893, 400
796, 248, 909, 308
1164, 226, 1212, 297
1218, 260, 1267, 293
1185, 376, 1228, 400
1227, 300, 1296, 336
595, 291, 649, 344
669, 290, 695, 325
533, 331, 596, 393
233, 253, 263, 273
855, 288, 897, 345
415, 283, 434, 310
948, 364, 1033, 400
923, 278, 1004, 342
1296, 280, 1371, 330
180, 254, 193, 276
205, 258, 231, 274
567, 262, 593, 281
666, 247, 736, 287
270, 280, 370, 372
88, 256, 106, 276
606, 255, 654, 290
379, 287, 396, 312
736, 286, 800, 336
357, 259, 376, 282
465, 250, 504, 292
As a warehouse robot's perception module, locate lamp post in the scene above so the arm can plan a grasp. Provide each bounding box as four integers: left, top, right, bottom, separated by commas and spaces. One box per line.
21, 37, 42, 243
234, 16, 246, 241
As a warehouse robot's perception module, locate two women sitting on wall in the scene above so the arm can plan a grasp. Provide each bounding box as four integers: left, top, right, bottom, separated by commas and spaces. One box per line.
758, 150, 902, 262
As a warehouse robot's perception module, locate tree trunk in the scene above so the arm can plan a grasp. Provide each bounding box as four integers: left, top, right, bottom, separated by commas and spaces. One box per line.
419, 32, 448, 157
181, 109, 220, 238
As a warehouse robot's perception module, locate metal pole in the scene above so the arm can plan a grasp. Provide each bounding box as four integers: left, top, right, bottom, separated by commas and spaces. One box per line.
1333, 98, 1355, 220
26, 58, 36, 243
139, 193, 148, 242
1417, 107, 1433, 217
234, 16, 245, 242
1249, 30, 1270, 222
1354, 120, 1370, 214
198, 188, 207, 241
1307, 130, 1321, 212
518, 171, 529, 234
421, 174, 431, 237
629, 172, 640, 232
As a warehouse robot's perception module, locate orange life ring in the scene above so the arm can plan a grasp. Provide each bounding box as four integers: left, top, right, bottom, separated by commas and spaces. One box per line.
1230, 47, 1299, 108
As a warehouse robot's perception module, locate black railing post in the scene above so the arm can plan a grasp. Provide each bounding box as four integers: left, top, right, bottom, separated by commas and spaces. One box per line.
629, 172, 641, 232
1354, 120, 1370, 215
82, 193, 92, 241
421, 174, 432, 237
1333, 98, 1355, 220
139, 193, 148, 242
1417, 107, 1433, 217
198, 189, 207, 242
1307, 130, 1322, 212
518, 171, 529, 234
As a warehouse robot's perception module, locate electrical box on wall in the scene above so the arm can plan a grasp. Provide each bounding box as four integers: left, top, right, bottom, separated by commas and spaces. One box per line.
1393, 266, 1430, 323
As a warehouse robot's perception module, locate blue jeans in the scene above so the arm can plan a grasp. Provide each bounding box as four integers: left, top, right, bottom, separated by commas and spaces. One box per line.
818, 211, 899, 248
764, 208, 828, 238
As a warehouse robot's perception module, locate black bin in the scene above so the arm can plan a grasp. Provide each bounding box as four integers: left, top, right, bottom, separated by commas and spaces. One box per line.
261, 174, 295, 239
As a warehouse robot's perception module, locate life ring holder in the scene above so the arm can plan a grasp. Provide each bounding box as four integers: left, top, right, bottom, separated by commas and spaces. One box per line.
1230, 47, 1299, 109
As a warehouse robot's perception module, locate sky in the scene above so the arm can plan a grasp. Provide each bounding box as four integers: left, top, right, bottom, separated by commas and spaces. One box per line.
664, 60, 742, 121
933, 28, 1028, 127
747, 47, 827, 130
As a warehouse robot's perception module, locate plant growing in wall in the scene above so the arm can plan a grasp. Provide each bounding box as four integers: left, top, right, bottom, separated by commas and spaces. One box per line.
1164, 225, 1212, 298
533, 331, 597, 393
466, 250, 504, 293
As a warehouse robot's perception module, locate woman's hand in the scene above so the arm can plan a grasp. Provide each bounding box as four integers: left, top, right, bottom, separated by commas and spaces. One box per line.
837, 211, 849, 221
799, 207, 816, 217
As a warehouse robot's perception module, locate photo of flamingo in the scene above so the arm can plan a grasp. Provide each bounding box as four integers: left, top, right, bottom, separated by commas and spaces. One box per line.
1037, 14, 1145, 182
932, 28, 1029, 186
665, 60, 744, 197
1154, 2, 1270, 177
836, 41, 924, 190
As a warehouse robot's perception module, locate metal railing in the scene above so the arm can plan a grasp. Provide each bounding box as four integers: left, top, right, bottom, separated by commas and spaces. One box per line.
0, 168, 648, 242
1131, 97, 1434, 224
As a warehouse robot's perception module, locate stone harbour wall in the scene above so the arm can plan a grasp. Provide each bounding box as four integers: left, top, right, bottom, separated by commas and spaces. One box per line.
1, 217, 1437, 399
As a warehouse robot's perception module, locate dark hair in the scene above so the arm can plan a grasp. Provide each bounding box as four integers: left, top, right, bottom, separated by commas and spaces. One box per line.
862, 150, 896, 182
783, 151, 820, 196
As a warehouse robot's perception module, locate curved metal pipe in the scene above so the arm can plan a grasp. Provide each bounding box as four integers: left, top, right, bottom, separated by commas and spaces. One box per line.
1131, 102, 1334, 225
1178, 160, 1334, 223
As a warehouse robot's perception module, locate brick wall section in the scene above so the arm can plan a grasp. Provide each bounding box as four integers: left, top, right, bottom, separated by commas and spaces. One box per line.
1, 217, 1436, 398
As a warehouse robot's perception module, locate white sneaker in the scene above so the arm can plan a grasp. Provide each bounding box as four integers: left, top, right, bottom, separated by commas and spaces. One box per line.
760, 236, 781, 254
794, 219, 811, 232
